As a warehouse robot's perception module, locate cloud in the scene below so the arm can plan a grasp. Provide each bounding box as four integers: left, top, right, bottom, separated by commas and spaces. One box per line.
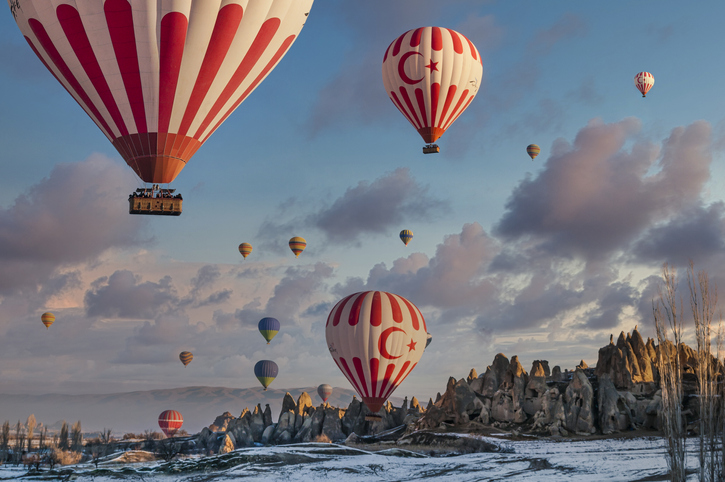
0, 154, 145, 295
527, 13, 587, 55
258, 168, 448, 248
495, 119, 712, 261
84, 270, 178, 319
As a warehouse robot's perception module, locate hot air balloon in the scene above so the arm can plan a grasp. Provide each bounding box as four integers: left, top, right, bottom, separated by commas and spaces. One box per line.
254, 360, 278, 391
9, 0, 314, 215
399, 230, 413, 246
179, 351, 193, 367
158, 410, 183, 438
526, 144, 540, 160
634, 72, 654, 97
326, 291, 427, 421
41, 312, 55, 329
239, 243, 253, 260
425, 332, 432, 349
258, 317, 280, 344
317, 384, 333, 404
382, 27, 483, 154
289, 237, 307, 258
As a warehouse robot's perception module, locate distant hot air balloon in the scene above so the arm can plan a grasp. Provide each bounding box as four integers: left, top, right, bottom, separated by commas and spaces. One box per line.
239, 243, 253, 260
289, 237, 307, 258
399, 230, 413, 246
326, 291, 427, 420
9, 0, 315, 213
526, 144, 540, 160
41, 312, 55, 329
634, 72, 654, 97
254, 360, 278, 391
382, 27, 483, 154
179, 351, 193, 367
425, 332, 432, 349
317, 384, 333, 403
158, 410, 183, 438
258, 317, 280, 344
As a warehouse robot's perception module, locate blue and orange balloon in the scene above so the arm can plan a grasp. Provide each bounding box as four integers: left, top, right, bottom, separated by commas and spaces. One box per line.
254, 360, 278, 391
258, 317, 280, 344
289, 237, 307, 258
399, 230, 413, 246
179, 351, 193, 367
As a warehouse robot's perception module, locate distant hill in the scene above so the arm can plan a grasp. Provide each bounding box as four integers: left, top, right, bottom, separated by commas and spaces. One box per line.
0, 386, 403, 435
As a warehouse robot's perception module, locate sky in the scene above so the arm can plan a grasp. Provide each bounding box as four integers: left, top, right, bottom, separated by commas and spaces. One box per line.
2, 0, 725, 405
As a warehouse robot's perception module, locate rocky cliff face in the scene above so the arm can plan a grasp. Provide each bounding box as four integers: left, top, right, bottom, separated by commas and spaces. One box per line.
203, 326, 717, 450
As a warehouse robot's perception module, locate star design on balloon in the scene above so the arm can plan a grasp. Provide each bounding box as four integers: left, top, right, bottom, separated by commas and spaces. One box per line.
425, 60, 439, 72
407, 339, 417, 352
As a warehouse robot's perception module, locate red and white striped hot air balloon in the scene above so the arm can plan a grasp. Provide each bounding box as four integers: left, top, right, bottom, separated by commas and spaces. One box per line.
8, 0, 313, 187
382, 27, 483, 154
158, 409, 183, 438
325, 291, 427, 419
634, 72, 654, 97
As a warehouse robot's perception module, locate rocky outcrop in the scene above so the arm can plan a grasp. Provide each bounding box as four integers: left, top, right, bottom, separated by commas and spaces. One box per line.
210, 411, 235, 432
563, 369, 595, 434
598, 374, 632, 434
481, 354, 510, 398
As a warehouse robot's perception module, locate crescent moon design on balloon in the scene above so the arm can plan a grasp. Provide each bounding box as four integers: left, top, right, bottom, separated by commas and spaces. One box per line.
379, 326, 407, 360
397, 51, 424, 85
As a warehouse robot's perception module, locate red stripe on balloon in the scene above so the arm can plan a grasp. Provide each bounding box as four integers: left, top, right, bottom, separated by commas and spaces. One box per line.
57, 4, 129, 137
178, 4, 243, 137
27, 19, 115, 138
158, 12, 188, 134
448, 29, 463, 54
399, 296, 420, 331
442, 89, 470, 130
444, 93, 474, 131
330, 292, 357, 327
383, 360, 410, 399
437, 85, 457, 128
392, 31, 406, 57
463, 34, 479, 62
415, 88, 428, 128
398, 87, 422, 129
429, 82, 440, 128
431, 27, 442, 51
387, 293, 403, 323
105, 0, 148, 133
353, 357, 369, 397
339, 357, 365, 396
347, 292, 367, 326
377, 363, 396, 398
410, 27, 423, 48
196, 18, 282, 138
389, 93, 418, 129
370, 291, 382, 327
369, 357, 379, 397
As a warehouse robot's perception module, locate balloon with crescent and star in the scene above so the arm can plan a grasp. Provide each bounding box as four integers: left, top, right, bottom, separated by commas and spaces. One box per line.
325, 291, 427, 416
8, 0, 315, 201
634, 72, 654, 97
382, 27, 483, 152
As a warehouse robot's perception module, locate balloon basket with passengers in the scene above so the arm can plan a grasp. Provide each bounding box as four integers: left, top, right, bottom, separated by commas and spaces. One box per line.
129, 184, 183, 216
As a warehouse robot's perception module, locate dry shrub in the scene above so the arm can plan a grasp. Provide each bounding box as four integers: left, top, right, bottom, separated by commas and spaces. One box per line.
56, 449, 83, 465
312, 434, 331, 443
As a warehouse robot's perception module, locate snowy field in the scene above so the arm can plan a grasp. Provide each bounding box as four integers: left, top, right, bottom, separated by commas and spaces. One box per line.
0, 436, 705, 481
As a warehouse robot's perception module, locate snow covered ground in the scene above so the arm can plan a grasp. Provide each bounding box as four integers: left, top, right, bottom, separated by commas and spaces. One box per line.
0, 436, 705, 481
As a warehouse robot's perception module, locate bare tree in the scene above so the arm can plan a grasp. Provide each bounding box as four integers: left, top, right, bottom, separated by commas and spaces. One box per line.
155, 437, 181, 462
70, 421, 82, 452
37, 427, 47, 452
25, 415, 36, 453
58, 421, 68, 450
653, 263, 686, 482
13, 421, 26, 466
0, 421, 9, 463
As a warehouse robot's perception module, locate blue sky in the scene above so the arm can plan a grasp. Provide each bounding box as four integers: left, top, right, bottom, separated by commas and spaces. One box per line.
1, 0, 725, 404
